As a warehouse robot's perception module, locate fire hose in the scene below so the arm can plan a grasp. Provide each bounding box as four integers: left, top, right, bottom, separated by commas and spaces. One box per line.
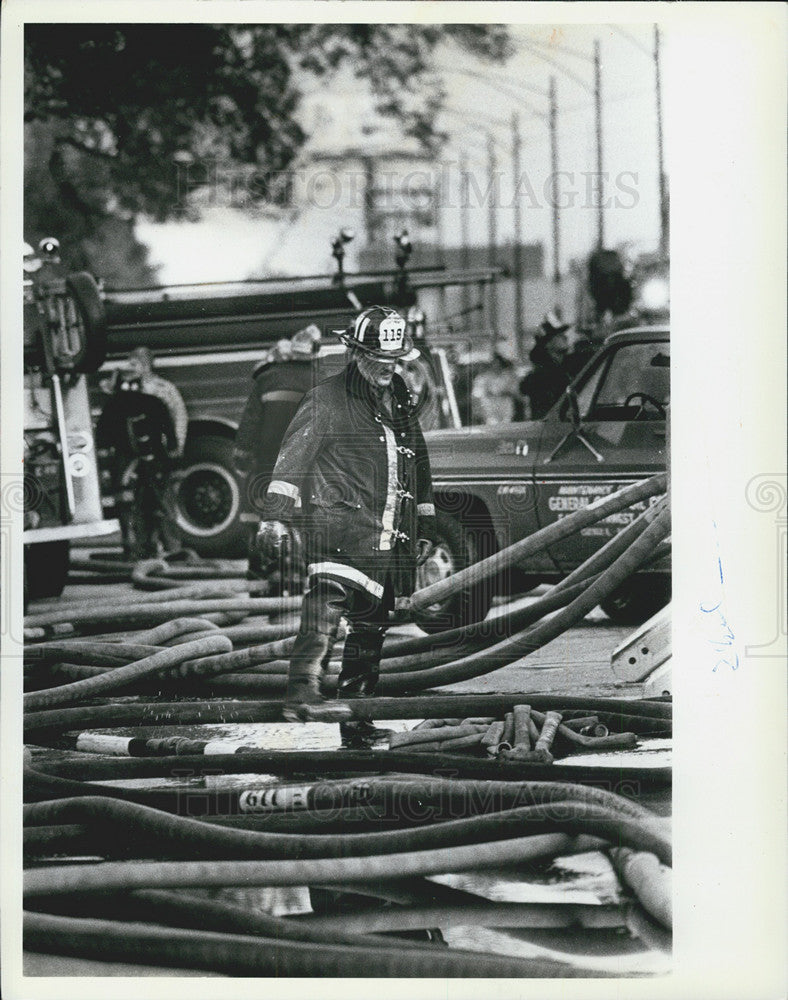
22, 795, 671, 863
191, 506, 669, 697
24, 753, 670, 812
25, 889, 443, 952
23, 773, 658, 821
26, 886, 623, 937
378, 506, 671, 693
23, 692, 670, 741
292, 902, 625, 936
23, 910, 613, 978
21, 833, 612, 897
24, 595, 301, 636
610, 846, 672, 929
23, 634, 232, 711
409, 472, 667, 613
21, 487, 673, 972
121, 504, 671, 698
386, 497, 666, 659
23, 485, 670, 707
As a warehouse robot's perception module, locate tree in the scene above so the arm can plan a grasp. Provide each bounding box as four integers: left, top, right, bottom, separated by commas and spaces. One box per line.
25, 24, 512, 281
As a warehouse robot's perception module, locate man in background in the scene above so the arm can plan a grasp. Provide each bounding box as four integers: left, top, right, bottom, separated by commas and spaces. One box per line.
97, 346, 187, 558
471, 342, 522, 425
520, 311, 573, 419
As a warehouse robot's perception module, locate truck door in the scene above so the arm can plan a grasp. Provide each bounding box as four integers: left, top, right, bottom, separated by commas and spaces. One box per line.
532, 335, 669, 573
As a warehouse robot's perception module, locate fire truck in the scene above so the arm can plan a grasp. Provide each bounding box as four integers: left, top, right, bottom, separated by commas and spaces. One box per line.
24, 239, 120, 600
97, 237, 499, 556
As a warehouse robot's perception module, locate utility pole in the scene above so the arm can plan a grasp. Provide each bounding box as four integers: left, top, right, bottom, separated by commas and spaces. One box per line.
435, 162, 448, 324
549, 75, 560, 285
654, 24, 668, 259
511, 112, 524, 358
460, 150, 471, 319
486, 131, 499, 339
593, 39, 604, 250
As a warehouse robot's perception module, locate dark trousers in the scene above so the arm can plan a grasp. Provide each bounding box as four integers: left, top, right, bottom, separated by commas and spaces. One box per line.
110, 453, 178, 559
286, 575, 392, 706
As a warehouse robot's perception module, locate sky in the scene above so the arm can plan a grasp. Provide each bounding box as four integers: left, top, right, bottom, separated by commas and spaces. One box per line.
136, 22, 668, 284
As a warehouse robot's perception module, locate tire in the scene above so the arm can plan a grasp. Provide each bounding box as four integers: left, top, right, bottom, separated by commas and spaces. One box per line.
600, 575, 671, 626
65, 272, 108, 373
25, 541, 70, 600
414, 510, 495, 634
171, 435, 246, 557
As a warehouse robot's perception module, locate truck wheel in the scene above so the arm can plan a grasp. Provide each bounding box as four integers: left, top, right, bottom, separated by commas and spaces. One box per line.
25, 541, 70, 600
171, 435, 245, 557
600, 576, 671, 626
414, 510, 495, 634
65, 272, 108, 373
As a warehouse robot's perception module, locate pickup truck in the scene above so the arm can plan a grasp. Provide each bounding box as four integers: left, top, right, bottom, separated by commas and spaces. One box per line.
418, 326, 670, 627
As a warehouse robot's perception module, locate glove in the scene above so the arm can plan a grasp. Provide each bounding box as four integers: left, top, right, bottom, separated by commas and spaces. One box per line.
415, 538, 435, 567
255, 520, 291, 562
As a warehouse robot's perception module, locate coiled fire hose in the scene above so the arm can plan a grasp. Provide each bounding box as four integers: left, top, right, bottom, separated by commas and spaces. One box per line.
22, 491, 672, 973
383, 499, 663, 661
23, 486, 670, 705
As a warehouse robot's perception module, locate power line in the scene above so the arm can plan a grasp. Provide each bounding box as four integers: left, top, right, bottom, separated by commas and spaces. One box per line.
518, 35, 594, 64
519, 40, 592, 92
438, 63, 549, 100
437, 66, 548, 120
468, 66, 549, 98
610, 25, 654, 58
438, 104, 510, 131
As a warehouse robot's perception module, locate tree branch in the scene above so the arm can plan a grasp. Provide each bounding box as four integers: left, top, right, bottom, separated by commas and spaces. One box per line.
55, 134, 118, 162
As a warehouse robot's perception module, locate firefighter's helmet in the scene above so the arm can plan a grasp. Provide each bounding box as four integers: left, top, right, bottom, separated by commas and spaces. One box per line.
336, 305, 419, 361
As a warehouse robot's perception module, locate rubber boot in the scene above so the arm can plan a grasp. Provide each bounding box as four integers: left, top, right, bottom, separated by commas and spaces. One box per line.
283, 630, 352, 722
283, 579, 353, 723
337, 626, 391, 748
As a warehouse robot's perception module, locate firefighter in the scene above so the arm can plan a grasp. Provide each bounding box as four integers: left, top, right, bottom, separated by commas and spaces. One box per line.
519, 311, 573, 419
126, 347, 188, 457
565, 323, 605, 378
97, 347, 187, 559
255, 306, 437, 745
471, 342, 522, 425
233, 325, 321, 581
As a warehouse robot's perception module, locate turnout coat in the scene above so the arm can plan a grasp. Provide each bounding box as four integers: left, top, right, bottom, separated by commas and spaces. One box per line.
259, 361, 436, 601
232, 354, 314, 525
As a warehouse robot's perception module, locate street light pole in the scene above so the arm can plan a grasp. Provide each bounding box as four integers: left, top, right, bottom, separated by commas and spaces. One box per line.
511, 112, 524, 357
549, 75, 561, 285
459, 150, 471, 319
486, 131, 499, 338
594, 39, 604, 250
654, 24, 668, 259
